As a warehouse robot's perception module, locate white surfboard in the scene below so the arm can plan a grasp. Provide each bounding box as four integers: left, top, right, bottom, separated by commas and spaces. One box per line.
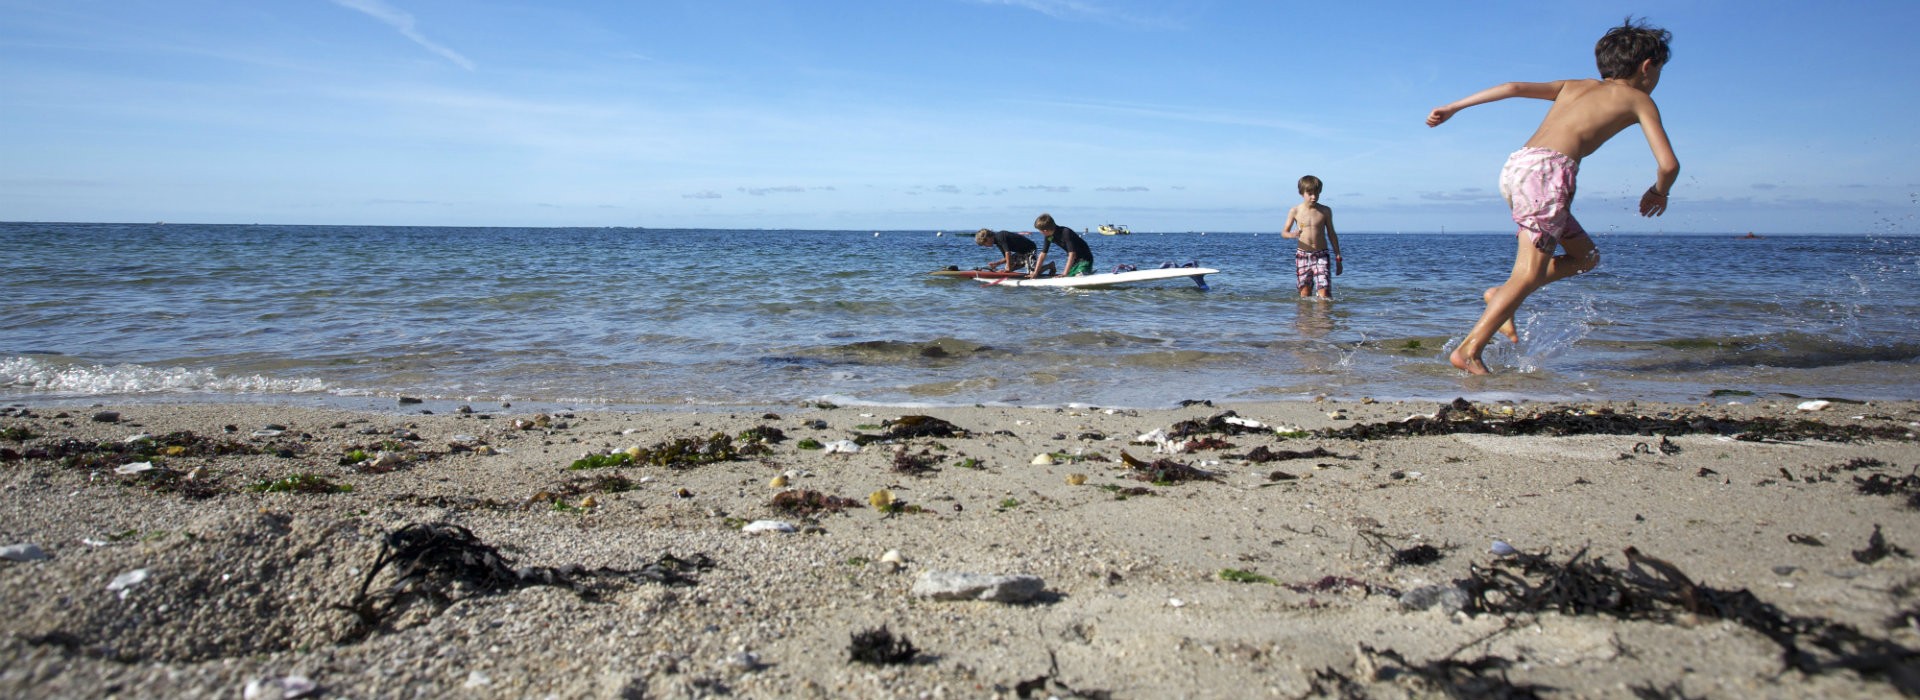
981, 267, 1217, 289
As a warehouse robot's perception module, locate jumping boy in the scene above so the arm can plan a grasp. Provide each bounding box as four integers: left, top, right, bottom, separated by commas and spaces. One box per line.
1030, 213, 1093, 278
1281, 175, 1342, 298
1426, 18, 1679, 375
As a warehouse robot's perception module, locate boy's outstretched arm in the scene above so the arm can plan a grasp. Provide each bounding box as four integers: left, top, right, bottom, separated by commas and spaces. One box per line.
1281, 207, 1299, 238
1426, 81, 1565, 127
1636, 99, 1681, 217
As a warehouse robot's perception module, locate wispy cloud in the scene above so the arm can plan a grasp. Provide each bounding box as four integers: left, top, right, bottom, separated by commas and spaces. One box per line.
965, 0, 1178, 28
683, 191, 722, 200
1096, 186, 1149, 192
331, 0, 475, 71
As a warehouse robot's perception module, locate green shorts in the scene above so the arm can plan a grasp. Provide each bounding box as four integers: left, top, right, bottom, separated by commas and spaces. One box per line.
1065, 261, 1094, 277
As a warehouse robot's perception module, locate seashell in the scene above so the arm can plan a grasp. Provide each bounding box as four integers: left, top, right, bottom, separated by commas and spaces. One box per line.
879, 549, 906, 571
122, 433, 152, 443
625, 446, 642, 459
1490, 540, 1517, 556
162, 446, 187, 457
371, 451, 404, 468
186, 466, 208, 481
579, 495, 598, 509
869, 489, 896, 509
768, 474, 789, 488
115, 462, 155, 475
1796, 400, 1831, 412
823, 440, 861, 454
1031, 453, 1055, 466
475, 445, 498, 456
1065, 473, 1088, 485
1222, 416, 1266, 429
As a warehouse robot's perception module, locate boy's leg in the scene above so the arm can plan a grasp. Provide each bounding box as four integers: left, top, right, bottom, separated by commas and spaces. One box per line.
1451, 234, 1597, 374
1474, 235, 1598, 345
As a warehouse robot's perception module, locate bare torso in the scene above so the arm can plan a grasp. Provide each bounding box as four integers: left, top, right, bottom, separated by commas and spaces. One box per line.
1290, 204, 1334, 252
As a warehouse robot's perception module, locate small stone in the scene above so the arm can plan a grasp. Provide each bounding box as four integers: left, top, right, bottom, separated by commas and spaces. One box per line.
91, 410, 120, 423
1031, 453, 1055, 465
1797, 400, 1831, 412
0, 543, 49, 562
1399, 584, 1470, 613
114, 461, 155, 475
869, 490, 896, 509
579, 495, 598, 509
108, 568, 150, 597
1065, 473, 1088, 485
769, 474, 790, 488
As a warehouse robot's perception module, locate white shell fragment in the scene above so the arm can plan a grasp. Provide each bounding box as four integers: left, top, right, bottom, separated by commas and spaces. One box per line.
114, 462, 155, 475
822, 440, 861, 454
1, 543, 50, 562
879, 549, 906, 571
244, 675, 318, 700
1222, 416, 1267, 429
1796, 400, 1831, 412
741, 520, 797, 534
1030, 453, 1055, 466
1490, 541, 1518, 556
108, 568, 150, 598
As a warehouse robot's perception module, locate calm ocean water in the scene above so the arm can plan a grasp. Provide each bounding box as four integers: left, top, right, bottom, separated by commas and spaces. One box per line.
2, 222, 1917, 409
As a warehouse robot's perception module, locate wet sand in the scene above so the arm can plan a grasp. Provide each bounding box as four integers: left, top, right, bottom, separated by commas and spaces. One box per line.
2, 397, 1918, 698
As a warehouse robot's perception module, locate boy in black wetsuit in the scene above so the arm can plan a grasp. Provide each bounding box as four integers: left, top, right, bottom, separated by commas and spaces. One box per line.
975, 228, 1037, 272
1031, 213, 1093, 278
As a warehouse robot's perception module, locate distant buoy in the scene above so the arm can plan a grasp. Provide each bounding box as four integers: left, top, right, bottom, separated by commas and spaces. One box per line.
873, 232, 880, 237
936, 231, 943, 236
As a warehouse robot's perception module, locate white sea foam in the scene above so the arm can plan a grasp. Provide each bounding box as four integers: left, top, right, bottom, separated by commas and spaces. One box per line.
0, 356, 326, 396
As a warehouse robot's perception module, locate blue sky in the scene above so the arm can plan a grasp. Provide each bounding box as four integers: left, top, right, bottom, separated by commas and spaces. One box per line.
2, 1, 1915, 234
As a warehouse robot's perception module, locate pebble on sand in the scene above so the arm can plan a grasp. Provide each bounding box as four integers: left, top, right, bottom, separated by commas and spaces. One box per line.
910, 570, 1045, 603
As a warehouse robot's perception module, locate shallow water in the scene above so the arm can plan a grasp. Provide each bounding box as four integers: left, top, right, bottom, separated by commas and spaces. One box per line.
2, 223, 1916, 408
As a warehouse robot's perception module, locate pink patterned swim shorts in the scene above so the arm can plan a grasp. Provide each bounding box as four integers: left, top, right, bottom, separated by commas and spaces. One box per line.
1295, 249, 1331, 293
1499, 147, 1588, 253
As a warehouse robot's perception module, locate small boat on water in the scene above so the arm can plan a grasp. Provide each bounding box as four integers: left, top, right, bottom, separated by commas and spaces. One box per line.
1097, 224, 1131, 236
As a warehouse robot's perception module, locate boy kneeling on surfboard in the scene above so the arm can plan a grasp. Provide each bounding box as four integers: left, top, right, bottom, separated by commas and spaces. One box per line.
1031, 213, 1094, 278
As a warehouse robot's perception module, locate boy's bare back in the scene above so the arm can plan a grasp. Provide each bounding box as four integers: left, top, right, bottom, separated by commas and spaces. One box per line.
1519, 78, 1666, 161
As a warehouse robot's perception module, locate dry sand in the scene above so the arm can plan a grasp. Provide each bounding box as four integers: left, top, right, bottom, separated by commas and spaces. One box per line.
2, 397, 1918, 698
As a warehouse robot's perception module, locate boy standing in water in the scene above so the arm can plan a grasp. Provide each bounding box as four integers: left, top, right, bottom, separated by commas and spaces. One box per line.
1426, 18, 1679, 374
1282, 175, 1342, 298
1030, 213, 1093, 278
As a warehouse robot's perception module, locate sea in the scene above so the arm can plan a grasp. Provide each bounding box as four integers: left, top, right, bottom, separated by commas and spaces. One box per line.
2, 222, 1917, 411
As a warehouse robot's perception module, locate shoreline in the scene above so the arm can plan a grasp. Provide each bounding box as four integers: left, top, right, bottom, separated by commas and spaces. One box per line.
3, 397, 1918, 697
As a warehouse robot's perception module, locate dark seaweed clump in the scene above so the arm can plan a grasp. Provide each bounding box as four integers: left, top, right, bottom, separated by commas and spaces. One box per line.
1119, 451, 1216, 484
1233, 445, 1339, 463
1856, 471, 1920, 510
15, 431, 269, 471
572, 433, 747, 470
891, 448, 940, 476
770, 489, 862, 517
852, 415, 971, 445
848, 625, 918, 665
338, 522, 714, 643
1166, 411, 1271, 438
1463, 546, 1920, 692
1321, 399, 1915, 443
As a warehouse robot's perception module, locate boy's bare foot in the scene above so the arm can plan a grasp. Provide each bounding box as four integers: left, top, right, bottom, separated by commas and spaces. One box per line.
1449, 345, 1492, 375
1482, 287, 1519, 343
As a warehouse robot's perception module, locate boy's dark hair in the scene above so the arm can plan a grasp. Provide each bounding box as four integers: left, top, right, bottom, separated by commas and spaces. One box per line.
1595, 17, 1671, 79
1297, 175, 1323, 195
1034, 213, 1056, 232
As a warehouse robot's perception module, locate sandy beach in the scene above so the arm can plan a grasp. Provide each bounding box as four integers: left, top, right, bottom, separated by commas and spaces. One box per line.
2, 397, 1918, 698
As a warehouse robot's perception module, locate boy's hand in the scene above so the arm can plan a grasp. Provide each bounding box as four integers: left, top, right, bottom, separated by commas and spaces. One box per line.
1638, 187, 1669, 217
1335, 257, 1343, 275
1425, 106, 1456, 127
